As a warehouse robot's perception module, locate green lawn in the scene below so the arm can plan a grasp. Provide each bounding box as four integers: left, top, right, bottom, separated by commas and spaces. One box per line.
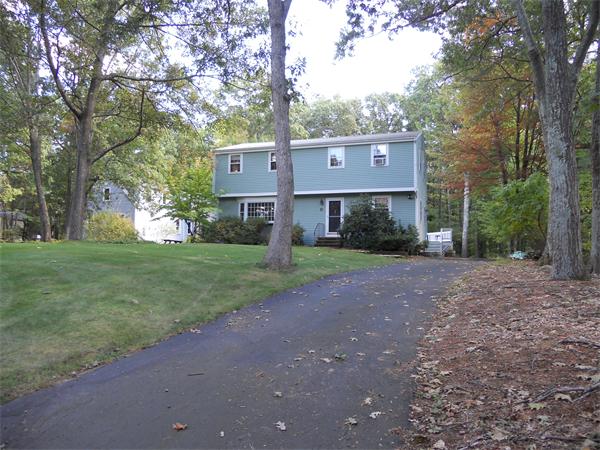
0, 242, 393, 403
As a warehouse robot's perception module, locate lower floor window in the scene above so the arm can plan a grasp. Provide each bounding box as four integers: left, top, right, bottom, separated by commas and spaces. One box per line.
372, 195, 391, 212
246, 202, 275, 222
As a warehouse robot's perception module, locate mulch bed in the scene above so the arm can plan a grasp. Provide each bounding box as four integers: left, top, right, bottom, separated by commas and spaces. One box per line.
407, 261, 600, 449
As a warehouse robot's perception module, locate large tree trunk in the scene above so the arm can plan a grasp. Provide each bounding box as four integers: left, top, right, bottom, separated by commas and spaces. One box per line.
461, 172, 470, 258
29, 123, 52, 241
590, 44, 600, 275
536, 2, 585, 280
513, 0, 596, 280
66, 114, 95, 240
263, 0, 294, 270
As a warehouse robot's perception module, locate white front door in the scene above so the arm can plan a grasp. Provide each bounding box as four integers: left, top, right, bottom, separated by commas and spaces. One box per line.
325, 198, 344, 236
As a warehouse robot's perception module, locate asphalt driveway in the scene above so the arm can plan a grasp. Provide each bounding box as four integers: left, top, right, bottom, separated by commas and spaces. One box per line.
1, 258, 477, 449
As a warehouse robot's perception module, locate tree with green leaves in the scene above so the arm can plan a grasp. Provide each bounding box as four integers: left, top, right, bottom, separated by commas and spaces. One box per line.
162, 163, 217, 240
338, 0, 598, 279
37, 0, 266, 240
0, 2, 53, 240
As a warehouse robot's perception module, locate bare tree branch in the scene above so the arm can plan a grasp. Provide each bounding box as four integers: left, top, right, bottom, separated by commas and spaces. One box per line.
512, 0, 545, 95
39, 0, 81, 118
571, 0, 599, 80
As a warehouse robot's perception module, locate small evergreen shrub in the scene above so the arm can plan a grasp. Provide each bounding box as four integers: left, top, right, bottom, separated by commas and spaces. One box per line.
86, 212, 138, 242
292, 224, 305, 246
339, 196, 421, 254
339, 196, 396, 250
372, 225, 420, 253
201, 217, 268, 244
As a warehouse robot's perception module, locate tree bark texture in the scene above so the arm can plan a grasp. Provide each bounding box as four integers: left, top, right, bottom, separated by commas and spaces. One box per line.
590, 44, 600, 274
29, 123, 52, 241
263, 0, 294, 270
461, 172, 470, 258
513, 0, 598, 279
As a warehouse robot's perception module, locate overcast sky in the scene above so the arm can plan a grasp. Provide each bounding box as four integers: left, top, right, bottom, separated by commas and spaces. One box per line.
286, 1, 442, 100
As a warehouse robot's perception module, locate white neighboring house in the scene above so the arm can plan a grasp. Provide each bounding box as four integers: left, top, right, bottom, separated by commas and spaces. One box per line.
89, 182, 191, 242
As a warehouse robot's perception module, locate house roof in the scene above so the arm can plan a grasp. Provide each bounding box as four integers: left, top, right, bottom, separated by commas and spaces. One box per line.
214, 131, 421, 153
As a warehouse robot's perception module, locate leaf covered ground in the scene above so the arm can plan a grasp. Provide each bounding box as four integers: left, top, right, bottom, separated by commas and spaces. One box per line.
408, 261, 600, 449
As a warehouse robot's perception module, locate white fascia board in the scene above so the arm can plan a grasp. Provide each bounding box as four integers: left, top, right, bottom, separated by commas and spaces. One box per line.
215, 136, 420, 154
218, 187, 417, 198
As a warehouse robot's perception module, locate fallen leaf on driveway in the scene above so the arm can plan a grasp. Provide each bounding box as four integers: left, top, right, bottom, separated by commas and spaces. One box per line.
273, 391, 283, 398
275, 421, 286, 431
362, 397, 373, 406
345, 417, 358, 426
320, 358, 333, 363
172, 422, 187, 431
369, 411, 382, 419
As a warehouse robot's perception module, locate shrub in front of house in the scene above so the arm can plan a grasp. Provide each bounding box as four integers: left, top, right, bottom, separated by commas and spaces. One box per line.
201, 217, 269, 244
86, 212, 138, 242
201, 219, 305, 246
339, 196, 421, 254
292, 224, 305, 246
376, 224, 421, 254
339, 196, 396, 250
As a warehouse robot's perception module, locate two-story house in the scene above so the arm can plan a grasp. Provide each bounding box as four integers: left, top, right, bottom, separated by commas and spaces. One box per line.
213, 132, 427, 245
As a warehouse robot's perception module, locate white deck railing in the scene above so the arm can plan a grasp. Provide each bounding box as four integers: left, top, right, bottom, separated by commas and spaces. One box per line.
427, 229, 452, 243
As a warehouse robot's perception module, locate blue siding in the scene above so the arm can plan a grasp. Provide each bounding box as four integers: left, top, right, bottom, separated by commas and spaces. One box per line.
217, 192, 415, 246
292, 196, 324, 246
214, 142, 415, 195
218, 198, 240, 218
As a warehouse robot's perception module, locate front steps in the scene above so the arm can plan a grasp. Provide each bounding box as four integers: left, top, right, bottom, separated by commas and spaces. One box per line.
315, 236, 342, 248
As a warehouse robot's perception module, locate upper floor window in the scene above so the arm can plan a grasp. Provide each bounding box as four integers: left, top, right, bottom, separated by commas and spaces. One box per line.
372, 195, 391, 212
228, 154, 242, 173
103, 188, 111, 201
268, 152, 276, 172
371, 144, 389, 167
328, 146, 345, 169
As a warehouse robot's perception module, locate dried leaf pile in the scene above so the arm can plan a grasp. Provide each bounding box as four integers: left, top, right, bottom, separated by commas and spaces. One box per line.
409, 262, 600, 449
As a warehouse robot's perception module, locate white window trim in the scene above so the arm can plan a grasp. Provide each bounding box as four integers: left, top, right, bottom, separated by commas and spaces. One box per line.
268, 151, 276, 172
327, 146, 345, 169
228, 153, 243, 174
371, 143, 389, 167
372, 195, 392, 213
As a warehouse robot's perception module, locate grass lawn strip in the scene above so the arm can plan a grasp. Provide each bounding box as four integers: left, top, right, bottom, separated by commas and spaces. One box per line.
0, 242, 394, 403
407, 261, 600, 449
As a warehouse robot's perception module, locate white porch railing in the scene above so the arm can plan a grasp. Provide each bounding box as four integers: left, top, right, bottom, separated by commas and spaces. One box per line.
427, 228, 452, 243
425, 228, 453, 256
